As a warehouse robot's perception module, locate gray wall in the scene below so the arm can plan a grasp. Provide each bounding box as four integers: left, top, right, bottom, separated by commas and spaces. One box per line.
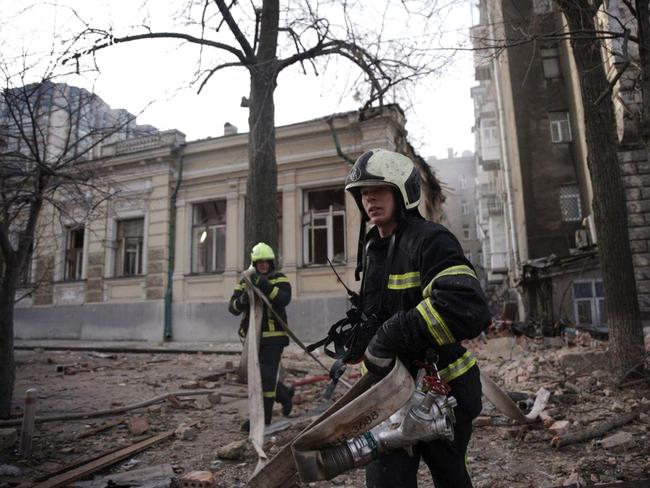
14, 296, 349, 343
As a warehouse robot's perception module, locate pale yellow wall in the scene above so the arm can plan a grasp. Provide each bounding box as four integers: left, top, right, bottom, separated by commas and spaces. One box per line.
25, 107, 410, 307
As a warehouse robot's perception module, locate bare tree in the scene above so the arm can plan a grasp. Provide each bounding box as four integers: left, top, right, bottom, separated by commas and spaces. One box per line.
0, 63, 144, 417
469, 0, 647, 380
554, 0, 646, 379
70, 0, 450, 256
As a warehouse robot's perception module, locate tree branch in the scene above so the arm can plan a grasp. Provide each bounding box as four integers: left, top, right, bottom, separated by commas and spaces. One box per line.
213, 0, 256, 61
197, 61, 246, 93
66, 30, 248, 65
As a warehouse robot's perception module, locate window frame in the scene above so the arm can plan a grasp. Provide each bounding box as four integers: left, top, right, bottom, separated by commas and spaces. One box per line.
115, 218, 145, 277
549, 111, 572, 143
559, 185, 583, 222
573, 279, 606, 326
541, 46, 561, 79
301, 187, 347, 266
64, 226, 85, 281
191, 200, 227, 275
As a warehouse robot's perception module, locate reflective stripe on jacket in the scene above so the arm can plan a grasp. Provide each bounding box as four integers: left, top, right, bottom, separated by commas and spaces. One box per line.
228, 272, 291, 346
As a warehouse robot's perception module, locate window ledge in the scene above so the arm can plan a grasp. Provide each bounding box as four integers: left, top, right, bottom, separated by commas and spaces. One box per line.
105, 275, 145, 281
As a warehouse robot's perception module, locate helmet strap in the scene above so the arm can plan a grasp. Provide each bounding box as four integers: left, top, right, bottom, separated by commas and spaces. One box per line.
354, 217, 367, 281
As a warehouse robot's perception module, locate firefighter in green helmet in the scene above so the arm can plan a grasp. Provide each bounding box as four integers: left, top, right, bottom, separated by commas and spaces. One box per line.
228, 242, 294, 429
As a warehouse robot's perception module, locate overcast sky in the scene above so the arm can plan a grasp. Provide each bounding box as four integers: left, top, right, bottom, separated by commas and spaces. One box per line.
2, 1, 476, 159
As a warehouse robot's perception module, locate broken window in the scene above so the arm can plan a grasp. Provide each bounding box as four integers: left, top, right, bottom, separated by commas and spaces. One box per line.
115, 218, 144, 276
192, 200, 226, 274
64, 226, 84, 280
549, 111, 572, 143
559, 185, 582, 222
573, 280, 606, 326
302, 188, 346, 265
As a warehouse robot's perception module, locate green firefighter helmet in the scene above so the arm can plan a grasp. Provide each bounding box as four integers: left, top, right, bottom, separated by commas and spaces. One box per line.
345, 149, 421, 217
250, 242, 275, 263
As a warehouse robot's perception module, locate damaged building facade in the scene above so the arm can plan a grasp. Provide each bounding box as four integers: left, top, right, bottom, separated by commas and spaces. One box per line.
13, 100, 421, 342
471, 0, 650, 330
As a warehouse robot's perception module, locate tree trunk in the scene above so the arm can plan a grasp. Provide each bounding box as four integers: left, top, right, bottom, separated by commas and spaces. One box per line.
245, 64, 279, 258
558, 1, 645, 379
0, 277, 16, 418
244, 0, 280, 259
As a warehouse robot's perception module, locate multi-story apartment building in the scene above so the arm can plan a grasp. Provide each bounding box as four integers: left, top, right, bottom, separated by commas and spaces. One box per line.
428, 150, 482, 269
13, 98, 424, 343
471, 0, 650, 329
0, 81, 156, 161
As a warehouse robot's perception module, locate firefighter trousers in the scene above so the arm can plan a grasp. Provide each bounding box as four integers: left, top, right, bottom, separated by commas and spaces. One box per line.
259, 342, 291, 424
365, 366, 482, 488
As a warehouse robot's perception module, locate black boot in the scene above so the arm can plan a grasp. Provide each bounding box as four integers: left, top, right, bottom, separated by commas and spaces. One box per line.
264, 397, 274, 425
276, 382, 294, 417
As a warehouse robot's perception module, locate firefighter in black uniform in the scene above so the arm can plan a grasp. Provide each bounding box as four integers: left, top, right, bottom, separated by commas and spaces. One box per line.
344, 149, 492, 488
228, 242, 293, 429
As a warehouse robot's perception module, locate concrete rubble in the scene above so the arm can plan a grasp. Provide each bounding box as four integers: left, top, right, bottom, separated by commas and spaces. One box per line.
0, 328, 648, 488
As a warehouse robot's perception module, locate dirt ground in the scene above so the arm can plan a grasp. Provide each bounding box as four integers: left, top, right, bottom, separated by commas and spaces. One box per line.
2, 332, 649, 487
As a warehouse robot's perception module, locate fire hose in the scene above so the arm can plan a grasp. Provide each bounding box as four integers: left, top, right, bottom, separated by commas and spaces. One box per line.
248, 358, 550, 487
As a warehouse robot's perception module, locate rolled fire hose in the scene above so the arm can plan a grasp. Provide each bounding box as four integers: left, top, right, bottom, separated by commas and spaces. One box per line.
248, 359, 414, 487
240, 267, 268, 476
248, 362, 550, 487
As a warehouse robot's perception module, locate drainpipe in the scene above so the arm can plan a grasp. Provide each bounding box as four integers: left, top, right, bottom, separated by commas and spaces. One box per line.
164, 144, 186, 340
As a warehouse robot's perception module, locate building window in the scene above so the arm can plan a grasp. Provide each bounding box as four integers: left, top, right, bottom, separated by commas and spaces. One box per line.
192, 200, 226, 274
573, 280, 605, 326
461, 200, 469, 216
302, 187, 346, 265
465, 249, 472, 263
549, 111, 572, 143
459, 175, 468, 190
541, 47, 561, 79
115, 218, 144, 276
559, 185, 582, 222
533, 0, 554, 14
462, 223, 471, 240
475, 65, 492, 81
64, 227, 84, 280
480, 117, 499, 146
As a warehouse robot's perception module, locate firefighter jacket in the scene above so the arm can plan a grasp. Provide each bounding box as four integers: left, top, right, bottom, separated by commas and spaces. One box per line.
361, 215, 491, 408
228, 271, 291, 347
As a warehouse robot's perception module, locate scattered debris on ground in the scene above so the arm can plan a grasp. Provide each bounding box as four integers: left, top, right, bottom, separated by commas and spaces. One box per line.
1, 329, 649, 487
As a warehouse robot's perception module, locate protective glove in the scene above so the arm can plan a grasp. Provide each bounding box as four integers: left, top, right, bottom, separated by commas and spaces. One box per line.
363, 309, 432, 377
363, 314, 401, 377
238, 291, 249, 308
252, 273, 273, 295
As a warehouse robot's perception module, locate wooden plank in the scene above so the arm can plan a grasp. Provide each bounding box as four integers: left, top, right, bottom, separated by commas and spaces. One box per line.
31, 430, 174, 488
74, 419, 124, 439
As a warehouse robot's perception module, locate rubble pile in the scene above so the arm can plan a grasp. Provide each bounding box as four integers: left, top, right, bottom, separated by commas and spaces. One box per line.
1, 331, 648, 487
